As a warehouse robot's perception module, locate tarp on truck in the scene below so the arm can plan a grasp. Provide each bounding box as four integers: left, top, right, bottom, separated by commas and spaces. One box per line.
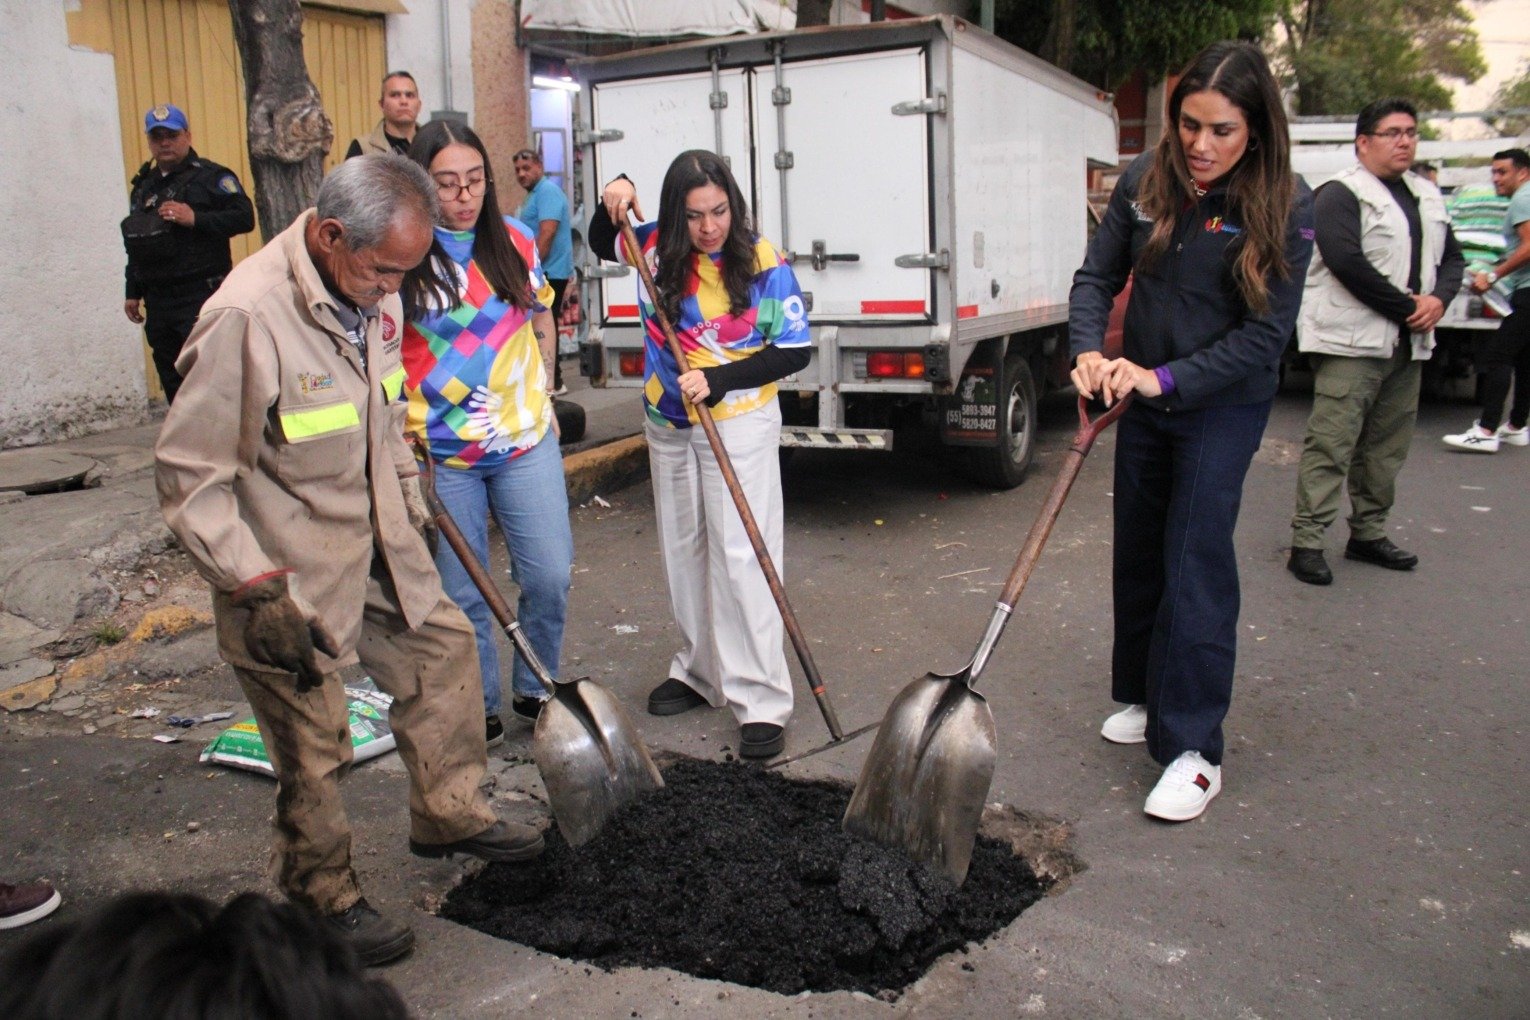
522, 0, 795, 37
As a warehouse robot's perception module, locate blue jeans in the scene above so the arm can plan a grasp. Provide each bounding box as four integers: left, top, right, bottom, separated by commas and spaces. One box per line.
1110, 399, 1270, 767
430, 432, 573, 715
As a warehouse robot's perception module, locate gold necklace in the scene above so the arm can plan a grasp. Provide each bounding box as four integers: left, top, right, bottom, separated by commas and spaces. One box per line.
1191, 177, 1208, 198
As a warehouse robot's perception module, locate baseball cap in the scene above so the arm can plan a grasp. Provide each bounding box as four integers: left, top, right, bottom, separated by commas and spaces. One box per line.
144, 104, 189, 133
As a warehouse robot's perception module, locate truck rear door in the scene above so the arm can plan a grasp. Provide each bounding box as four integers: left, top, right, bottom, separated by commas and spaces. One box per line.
589, 69, 753, 323
753, 48, 932, 321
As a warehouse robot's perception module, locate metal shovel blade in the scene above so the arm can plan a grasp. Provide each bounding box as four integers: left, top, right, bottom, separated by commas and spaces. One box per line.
842, 668, 996, 886
532, 676, 664, 848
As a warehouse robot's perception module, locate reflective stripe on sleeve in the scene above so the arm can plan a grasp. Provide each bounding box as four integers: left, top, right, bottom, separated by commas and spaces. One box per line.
381, 366, 407, 402
279, 400, 361, 441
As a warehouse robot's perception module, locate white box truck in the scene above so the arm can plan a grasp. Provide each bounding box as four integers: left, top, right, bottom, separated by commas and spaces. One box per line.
572, 16, 1118, 487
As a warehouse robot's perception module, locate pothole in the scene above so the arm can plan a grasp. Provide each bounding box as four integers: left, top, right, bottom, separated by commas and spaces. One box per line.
441, 758, 1082, 997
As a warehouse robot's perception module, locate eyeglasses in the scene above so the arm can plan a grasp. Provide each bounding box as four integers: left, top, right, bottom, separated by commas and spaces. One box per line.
1366, 128, 1419, 143
435, 177, 489, 201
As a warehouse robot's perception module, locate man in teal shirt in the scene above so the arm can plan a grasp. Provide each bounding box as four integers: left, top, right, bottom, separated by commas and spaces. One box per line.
514, 148, 573, 394
1444, 148, 1530, 453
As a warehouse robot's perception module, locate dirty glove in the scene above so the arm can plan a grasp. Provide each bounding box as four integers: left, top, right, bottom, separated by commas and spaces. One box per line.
230, 573, 340, 693
399, 473, 439, 557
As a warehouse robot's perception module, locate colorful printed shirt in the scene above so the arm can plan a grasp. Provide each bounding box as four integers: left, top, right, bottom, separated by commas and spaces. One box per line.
403, 217, 555, 470
621, 222, 810, 428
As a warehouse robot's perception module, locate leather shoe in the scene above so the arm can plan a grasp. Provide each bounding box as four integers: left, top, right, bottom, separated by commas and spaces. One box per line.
321, 898, 414, 967
739, 722, 785, 759
1287, 547, 1332, 585
1345, 536, 1418, 571
409, 820, 544, 863
648, 677, 708, 716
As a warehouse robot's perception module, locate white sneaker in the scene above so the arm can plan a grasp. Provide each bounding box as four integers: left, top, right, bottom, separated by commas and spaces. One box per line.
1101, 704, 1147, 744
1143, 751, 1221, 822
1442, 423, 1499, 453
1496, 422, 1529, 447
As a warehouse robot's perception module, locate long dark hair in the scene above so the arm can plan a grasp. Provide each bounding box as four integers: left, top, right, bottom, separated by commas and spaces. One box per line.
401, 120, 532, 317
1138, 41, 1293, 315
654, 150, 756, 325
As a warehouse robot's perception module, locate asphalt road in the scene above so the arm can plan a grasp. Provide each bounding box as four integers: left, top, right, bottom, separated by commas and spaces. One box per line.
2, 384, 1525, 1018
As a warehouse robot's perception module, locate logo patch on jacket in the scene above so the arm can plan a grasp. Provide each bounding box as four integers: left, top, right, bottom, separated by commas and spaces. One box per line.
299, 372, 335, 395
218, 174, 241, 194
381, 313, 397, 341
1204, 216, 1242, 235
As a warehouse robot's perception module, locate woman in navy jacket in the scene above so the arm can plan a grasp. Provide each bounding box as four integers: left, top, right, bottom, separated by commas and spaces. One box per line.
1068, 41, 1314, 821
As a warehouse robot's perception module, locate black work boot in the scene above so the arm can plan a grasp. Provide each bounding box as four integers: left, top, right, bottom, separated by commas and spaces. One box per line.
409, 820, 545, 863
322, 898, 415, 967
1344, 536, 1418, 571
1287, 547, 1333, 585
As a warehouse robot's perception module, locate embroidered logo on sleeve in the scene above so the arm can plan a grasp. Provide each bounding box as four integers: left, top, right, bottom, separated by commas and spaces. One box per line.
218, 175, 242, 194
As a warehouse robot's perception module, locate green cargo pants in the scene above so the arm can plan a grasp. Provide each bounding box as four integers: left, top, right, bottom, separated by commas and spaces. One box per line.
233, 563, 497, 915
1291, 343, 1421, 549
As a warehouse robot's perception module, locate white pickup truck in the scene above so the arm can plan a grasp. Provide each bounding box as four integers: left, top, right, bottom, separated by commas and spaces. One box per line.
571, 16, 1118, 487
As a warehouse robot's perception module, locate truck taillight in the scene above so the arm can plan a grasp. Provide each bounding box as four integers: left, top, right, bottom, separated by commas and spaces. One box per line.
866, 352, 926, 379
618, 351, 645, 377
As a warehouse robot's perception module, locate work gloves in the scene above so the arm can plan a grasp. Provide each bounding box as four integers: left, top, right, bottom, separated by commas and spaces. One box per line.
399, 473, 439, 557
230, 573, 340, 693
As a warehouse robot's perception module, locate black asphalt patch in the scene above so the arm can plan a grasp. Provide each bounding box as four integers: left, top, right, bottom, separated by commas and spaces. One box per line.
441, 758, 1047, 995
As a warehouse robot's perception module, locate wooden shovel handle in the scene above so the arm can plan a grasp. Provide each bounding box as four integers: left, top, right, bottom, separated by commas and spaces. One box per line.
995, 394, 1132, 611
616, 217, 843, 741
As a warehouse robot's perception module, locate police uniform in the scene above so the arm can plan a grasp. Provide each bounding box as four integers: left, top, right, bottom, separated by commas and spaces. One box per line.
124, 144, 253, 402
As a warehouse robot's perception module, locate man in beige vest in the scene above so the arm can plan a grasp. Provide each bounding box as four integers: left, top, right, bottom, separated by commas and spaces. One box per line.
1288, 98, 1464, 585
344, 71, 421, 159
155, 155, 542, 967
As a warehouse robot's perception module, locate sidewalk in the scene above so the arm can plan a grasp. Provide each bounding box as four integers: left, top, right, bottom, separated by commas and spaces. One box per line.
0, 360, 647, 705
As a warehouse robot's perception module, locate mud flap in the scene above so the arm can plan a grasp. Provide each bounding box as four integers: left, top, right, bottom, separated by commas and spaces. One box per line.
940, 338, 1003, 448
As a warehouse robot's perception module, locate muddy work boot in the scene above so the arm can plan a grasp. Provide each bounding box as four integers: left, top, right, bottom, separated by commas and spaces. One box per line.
409, 820, 545, 863
321, 898, 415, 967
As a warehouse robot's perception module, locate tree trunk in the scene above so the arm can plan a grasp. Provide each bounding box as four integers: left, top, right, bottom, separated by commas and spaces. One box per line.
796, 0, 834, 27
1038, 0, 1077, 74
228, 0, 333, 242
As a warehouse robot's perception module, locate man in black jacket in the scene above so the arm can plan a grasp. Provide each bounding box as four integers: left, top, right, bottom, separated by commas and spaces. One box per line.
122, 104, 254, 403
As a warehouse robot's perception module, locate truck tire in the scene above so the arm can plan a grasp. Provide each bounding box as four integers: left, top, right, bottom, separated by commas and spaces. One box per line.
964, 349, 1037, 489
554, 399, 587, 444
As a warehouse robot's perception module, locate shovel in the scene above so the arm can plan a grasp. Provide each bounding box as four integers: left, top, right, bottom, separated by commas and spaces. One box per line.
617, 217, 849, 749
417, 454, 663, 847
843, 394, 1132, 885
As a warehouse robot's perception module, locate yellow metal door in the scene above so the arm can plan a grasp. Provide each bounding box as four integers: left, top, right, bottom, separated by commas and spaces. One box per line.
69, 0, 386, 400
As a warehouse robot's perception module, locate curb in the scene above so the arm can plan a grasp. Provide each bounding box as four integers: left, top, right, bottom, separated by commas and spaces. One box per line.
562, 434, 648, 507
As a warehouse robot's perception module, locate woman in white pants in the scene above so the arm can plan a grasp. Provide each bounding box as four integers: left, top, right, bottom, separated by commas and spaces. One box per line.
589, 151, 811, 758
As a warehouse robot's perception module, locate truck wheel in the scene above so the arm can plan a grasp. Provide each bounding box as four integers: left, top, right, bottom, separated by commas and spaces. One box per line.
964, 350, 1037, 489
554, 399, 586, 444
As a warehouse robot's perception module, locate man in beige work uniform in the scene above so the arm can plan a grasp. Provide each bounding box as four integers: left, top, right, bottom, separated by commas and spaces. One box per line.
156, 154, 542, 967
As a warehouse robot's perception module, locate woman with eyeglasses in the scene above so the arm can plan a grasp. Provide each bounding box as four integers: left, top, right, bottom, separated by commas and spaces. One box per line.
400, 121, 572, 748
1068, 42, 1314, 821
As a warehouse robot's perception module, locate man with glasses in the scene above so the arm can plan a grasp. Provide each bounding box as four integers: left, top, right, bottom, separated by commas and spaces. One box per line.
122, 103, 253, 403
1442, 148, 1530, 453
1289, 98, 1464, 585
155, 155, 544, 967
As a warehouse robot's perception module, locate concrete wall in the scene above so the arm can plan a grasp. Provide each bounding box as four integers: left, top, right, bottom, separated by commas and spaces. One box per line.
0, 4, 148, 448
385, 0, 478, 126
470, 0, 531, 194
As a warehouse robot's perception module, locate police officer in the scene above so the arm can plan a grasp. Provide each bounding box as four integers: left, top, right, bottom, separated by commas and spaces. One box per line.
122, 104, 254, 403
